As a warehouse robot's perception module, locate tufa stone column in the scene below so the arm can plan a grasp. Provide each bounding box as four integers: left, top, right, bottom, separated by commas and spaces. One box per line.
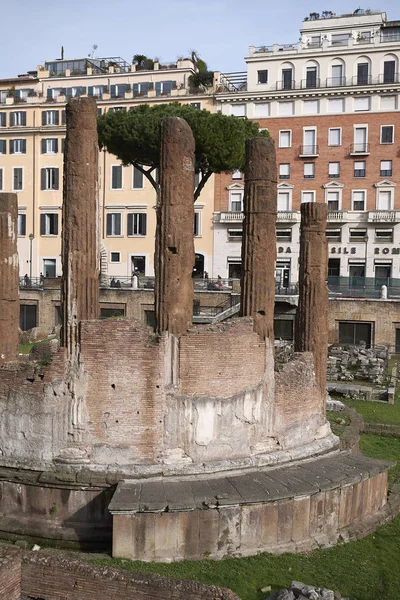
240, 137, 277, 340
0, 194, 19, 364
155, 117, 195, 335
61, 97, 100, 354
295, 202, 328, 400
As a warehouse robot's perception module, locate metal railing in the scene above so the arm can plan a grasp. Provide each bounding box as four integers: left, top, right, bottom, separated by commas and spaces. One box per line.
299, 145, 319, 156
19, 277, 43, 289
349, 143, 370, 154
328, 276, 400, 298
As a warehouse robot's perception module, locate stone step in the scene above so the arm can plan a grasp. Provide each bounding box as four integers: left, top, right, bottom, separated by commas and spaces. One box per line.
109, 451, 392, 514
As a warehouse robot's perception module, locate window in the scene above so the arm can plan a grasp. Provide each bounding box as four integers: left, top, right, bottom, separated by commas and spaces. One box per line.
101, 307, 125, 319
230, 192, 243, 211
352, 190, 366, 211
40, 213, 58, 235
43, 258, 57, 277
354, 161, 366, 178
301, 191, 315, 203
155, 81, 176, 96
231, 104, 246, 117
349, 229, 367, 241
328, 258, 341, 277
111, 165, 123, 189
127, 213, 147, 236
190, 102, 201, 110
358, 31, 371, 43
106, 213, 122, 236
381, 95, 396, 110
303, 100, 319, 114
306, 66, 317, 88
110, 252, 120, 263
353, 126, 368, 152
227, 228, 242, 239
357, 62, 369, 85
132, 167, 143, 189
278, 101, 294, 116
41, 167, 59, 190
257, 70, 268, 84
0, 91, 7, 104
13, 167, 23, 191
232, 170, 242, 180
375, 229, 393, 242
381, 125, 394, 144
131, 256, 146, 274
327, 190, 340, 211
194, 211, 202, 237
304, 163, 315, 179
377, 190, 392, 210
302, 128, 317, 154
327, 98, 344, 113
328, 128, 341, 146
0, 168, 3, 190
41, 138, 58, 154
0, 139, 6, 154
10, 111, 26, 126
354, 97, 370, 111
339, 322, 371, 347
381, 160, 392, 177
42, 110, 59, 126
274, 319, 294, 341
282, 68, 293, 90
329, 162, 340, 178
0, 113, 6, 127
10, 139, 26, 154
20, 304, 37, 331
277, 191, 291, 211
326, 229, 341, 241
279, 164, 290, 179
331, 64, 344, 86
383, 60, 396, 83
279, 130, 291, 148
331, 33, 350, 46
18, 213, 26, 236
276, 229, 292, 241
254, 103, 270, 117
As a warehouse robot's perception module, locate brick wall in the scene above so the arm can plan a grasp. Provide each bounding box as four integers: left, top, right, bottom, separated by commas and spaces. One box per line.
79, 319, 165, 461
0, 548, 20, 600
328, 298, 400, 346
179, 319, 266, 397
215, 112, 400, 211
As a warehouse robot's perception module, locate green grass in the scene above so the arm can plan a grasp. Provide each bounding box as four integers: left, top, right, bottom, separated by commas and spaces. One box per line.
344, 397, 400, 426
90, 512, 400, 600
360, 433, 400, 488
18, 341, 35, 355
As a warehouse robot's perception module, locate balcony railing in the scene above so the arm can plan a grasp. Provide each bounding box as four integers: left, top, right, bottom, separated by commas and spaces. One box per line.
368, 211, 400, 223
277, 211, 300, 222
328, 276, 400, 298
219, 211, 244, 222
300, 78, 320, 89
299, 145, 319, 157
248, 74, 400, 95
19, 277, 43, 289
349, 143, 370, 155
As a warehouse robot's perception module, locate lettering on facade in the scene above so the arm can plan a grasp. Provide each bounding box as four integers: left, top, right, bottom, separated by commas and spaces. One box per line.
330, 247, 357, 254
277, 246, 291, 253
374, 247, 400, 254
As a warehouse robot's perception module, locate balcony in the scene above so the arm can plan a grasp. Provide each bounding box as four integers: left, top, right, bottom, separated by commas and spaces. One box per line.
299, 145, 319, 158
277, 211, 300, 222
368, 211, 400, 223
219, 211, 244, 223
327, 211, 344, 222
349, 143, 370, 156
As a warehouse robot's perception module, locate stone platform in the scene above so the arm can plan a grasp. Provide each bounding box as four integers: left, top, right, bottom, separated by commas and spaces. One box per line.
109, 451, 392, 561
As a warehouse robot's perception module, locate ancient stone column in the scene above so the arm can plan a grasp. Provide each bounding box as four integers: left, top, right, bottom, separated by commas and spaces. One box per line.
155, 117, 195, 335
0, 194, 19, 364
295, 202, 328, 399
61, 97, 99, 354
240, 137, 277, 340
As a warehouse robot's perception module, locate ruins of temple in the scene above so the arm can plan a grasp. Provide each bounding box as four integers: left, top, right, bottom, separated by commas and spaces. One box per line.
0, 97, 394, 560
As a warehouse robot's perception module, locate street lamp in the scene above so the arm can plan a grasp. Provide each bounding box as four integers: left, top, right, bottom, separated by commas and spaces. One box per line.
28, 233, 34, 283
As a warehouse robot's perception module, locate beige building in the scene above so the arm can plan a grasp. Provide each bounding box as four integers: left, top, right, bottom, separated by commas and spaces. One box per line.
0, 55, 217, 281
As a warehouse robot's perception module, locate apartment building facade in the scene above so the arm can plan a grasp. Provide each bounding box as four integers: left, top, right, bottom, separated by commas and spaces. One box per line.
0, 56, 216, 281
214, 10, 400, 289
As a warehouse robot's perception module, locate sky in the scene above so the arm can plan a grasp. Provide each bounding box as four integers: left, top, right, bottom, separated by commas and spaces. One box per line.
0, 0, 399, 79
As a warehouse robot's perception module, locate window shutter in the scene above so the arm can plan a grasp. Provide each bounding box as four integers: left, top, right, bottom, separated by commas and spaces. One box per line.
53, 215, 59, 235
54, 139, 58, 153
54, 168, 59, 190
62, 110, 66, 125
88, 86, 93, 97
66, 88, 72, 98
42, 112, 46, 126
0, 113, 5, 127
40, 213, 46, 235
115, 213, 121, 235
47, 89, 53, 99
0, 140, 5, 153
54, 111, 59, 125
133, 167, 143, 188
106, 214, 112, 236
21, 112, 26, 126
10, 113, 15, 127
155, 82, 161, 96
10, 140, 14, 154
41, 139, 46, 153
127, 213, 133, 236
111, 85, 116, 97
140, 213, 147, 235
41, 168, 46, 190
133, 84, 138, 95
22, 139, 26, 153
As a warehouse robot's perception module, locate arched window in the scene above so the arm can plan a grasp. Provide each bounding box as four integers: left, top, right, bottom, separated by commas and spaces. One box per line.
382, 54, 398, 83
280, 62, 295, 90
355, 56, 371, 85
304, 60, 319, 88
330, 58, 346, 86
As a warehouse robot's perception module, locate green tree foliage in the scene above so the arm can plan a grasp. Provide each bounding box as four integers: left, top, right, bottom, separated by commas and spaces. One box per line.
97, 103, 270, 200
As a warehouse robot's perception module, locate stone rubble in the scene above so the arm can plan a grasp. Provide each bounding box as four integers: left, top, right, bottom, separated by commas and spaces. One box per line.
265, 581, 353, 600
327, 342, 388, 385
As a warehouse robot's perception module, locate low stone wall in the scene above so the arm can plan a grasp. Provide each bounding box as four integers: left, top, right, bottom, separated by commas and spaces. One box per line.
0, 547, 239, 600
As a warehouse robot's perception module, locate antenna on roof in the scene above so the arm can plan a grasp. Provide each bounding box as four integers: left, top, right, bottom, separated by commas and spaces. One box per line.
61, 46, 64, 60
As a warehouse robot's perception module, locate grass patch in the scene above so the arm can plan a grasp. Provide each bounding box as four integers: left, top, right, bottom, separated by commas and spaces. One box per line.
326, 411, 351, 436
344, 397, 400, 426
359, 433, 400, 488
18, 342, 35, 355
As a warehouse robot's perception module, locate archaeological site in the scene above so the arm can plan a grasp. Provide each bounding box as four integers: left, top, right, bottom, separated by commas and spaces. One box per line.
0, 97, 396, 571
